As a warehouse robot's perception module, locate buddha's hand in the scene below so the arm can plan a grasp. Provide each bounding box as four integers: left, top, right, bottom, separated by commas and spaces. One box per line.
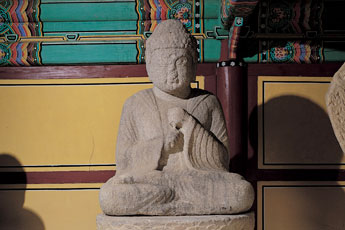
164, 107, 188, 152
164, 128, 183, 152
113, 173, 135, 184
167, 107, 189, 130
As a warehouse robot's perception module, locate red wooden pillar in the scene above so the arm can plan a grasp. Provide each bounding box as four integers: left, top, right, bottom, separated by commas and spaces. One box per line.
216, 17, 247, 174
217, 61, 246, 174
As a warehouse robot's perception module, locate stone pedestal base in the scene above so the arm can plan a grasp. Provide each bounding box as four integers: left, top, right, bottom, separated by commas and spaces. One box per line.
97, 212, 254, 230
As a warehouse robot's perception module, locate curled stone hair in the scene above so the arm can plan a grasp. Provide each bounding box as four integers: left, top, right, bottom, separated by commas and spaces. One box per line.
145, 20, 198, 64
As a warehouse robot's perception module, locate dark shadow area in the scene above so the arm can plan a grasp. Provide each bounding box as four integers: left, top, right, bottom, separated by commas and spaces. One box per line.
259, 96, 342, 164
248, 95, 345, 230
0, 154, 45, 230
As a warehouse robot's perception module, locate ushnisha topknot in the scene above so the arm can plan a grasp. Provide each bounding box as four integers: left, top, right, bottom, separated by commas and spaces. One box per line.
145, 20, 198, 63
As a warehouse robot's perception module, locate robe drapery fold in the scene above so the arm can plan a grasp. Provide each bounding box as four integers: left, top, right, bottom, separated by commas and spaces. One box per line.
115, 88, 230, 176
182, 117, 229, 172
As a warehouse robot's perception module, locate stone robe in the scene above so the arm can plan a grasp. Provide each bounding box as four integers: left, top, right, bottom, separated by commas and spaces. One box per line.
99, 88, 254, 216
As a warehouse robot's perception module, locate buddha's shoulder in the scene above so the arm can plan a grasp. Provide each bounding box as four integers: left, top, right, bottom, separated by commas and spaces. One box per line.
191, 88, 214, 97
123, 88, 155, 106
191, 88, 219, 105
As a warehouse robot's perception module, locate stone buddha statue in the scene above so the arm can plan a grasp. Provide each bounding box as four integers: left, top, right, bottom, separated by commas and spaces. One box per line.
99, 20, 254, 216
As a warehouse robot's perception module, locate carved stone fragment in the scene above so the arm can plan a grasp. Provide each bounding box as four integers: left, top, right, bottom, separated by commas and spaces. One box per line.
326, 63, 345, 154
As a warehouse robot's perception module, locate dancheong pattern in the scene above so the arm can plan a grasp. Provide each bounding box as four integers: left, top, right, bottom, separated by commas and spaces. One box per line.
259, 41, 323, 63
258, 0, 324, 63
0, 0, 42, 66
221, 0, 258, 29
135, 0, 204, 63
0, 0, 342, 66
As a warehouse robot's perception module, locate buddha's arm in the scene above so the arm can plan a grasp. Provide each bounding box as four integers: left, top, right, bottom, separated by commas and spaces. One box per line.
209, 97, 230, 166
115, 101, 163, 177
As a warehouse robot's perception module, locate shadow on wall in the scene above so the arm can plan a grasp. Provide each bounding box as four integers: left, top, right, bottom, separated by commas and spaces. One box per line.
0, 154, 45, 230
253, 95, 343, 165
249, 95, 345, 230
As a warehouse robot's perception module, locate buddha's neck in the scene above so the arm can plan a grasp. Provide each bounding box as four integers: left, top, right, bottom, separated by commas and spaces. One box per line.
153, 87, 191, 102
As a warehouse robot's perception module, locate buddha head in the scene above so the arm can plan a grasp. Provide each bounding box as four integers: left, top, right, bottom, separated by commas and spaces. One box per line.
145, 20, 198, 98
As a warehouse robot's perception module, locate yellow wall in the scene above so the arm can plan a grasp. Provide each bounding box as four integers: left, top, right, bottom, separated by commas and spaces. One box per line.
0, 184, 102, 230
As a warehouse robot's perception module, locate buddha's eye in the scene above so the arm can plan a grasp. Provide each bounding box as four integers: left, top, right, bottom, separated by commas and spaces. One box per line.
158, 59, 169, 66
176, 57, 188, 66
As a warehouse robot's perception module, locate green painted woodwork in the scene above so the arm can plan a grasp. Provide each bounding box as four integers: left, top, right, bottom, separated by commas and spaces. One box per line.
41, 44, 138, 64
41, 0, 131, 2
204, 40, 221, 62
324, 49, 345, 62
40, 3, 138, 21
244, 54, 259, 63
35, 1, 224, 65
204, 1, 221, 19
43, 21, 138, 33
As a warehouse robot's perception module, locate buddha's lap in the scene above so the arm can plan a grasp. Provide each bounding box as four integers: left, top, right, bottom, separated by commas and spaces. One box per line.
102, 170, 249, 201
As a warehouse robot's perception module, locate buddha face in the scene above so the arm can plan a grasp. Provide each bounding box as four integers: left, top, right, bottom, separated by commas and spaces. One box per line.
147, 48, 196, 97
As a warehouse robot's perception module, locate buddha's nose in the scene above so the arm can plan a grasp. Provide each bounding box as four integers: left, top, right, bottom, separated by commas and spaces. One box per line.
168, 70, 178, 79
168, 66, 178, 79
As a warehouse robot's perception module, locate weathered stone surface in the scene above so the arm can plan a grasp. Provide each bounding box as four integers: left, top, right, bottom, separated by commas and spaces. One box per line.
326, 63, 345, 153
99, 20, 254, 216
97, 212, 255, 230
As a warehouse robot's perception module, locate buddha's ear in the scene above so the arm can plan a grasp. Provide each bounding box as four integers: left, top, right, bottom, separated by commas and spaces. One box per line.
145, 49, 152, 77
145, 58, 153, 82
190, 55, 197, 82
144, 51, 151, 65
144, 38, 151, 65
